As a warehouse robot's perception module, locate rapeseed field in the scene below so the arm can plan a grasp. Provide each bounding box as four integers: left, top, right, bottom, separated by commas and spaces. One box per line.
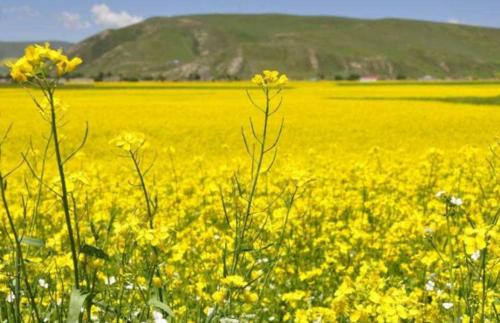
0, 44, 498, 322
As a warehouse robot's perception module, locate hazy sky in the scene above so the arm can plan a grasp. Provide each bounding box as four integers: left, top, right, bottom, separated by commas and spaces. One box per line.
1, 0, 499, 42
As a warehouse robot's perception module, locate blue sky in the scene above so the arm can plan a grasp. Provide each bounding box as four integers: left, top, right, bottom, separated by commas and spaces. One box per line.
1, 0, 499, 42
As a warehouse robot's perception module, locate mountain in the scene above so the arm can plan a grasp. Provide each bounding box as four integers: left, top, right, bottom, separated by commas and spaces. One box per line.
0, 41, 73, 74
67, 14, 500, 80
4, 15, 500, 80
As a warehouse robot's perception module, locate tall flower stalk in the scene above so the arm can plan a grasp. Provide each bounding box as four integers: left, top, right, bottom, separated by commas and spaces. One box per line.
211, 70, 292, 321
232, 70, 288, 273
7, 43, 84, 289
109, 132, 168, 316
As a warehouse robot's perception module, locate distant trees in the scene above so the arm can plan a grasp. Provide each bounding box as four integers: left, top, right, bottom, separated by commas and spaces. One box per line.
84, 71, 415, 82
347, 73, 361, 81
331, 73, 361, 81
93, 71, 114, 82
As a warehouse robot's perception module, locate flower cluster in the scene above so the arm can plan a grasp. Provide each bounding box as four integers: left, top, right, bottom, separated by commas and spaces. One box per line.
7, 43, 82, 82
252, 70, 288, 87
110, 132, 148, 152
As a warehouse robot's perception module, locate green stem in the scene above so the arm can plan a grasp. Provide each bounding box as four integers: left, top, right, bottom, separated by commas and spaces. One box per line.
47, 87, 80, 289
129, 152, 164, 303
258, 189, 296, 301
445, 212, 457, 319
130, 152, 154, 228
233, 87, 271, 274
481, 246, 487, 322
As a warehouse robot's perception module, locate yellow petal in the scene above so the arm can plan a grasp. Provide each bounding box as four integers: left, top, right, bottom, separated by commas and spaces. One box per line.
66, 57, 83, 73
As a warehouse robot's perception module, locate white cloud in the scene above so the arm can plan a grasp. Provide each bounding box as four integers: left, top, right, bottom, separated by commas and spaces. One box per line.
91, 4, 143, 28
1, 5, 39, 18
448, 18, 461, 24
60, 11, 91, 30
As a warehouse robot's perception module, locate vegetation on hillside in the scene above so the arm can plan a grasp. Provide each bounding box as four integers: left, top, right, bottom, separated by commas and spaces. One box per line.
67, 14, 500, 80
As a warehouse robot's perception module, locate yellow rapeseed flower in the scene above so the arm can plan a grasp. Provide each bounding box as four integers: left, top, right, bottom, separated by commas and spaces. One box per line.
221, 275, 247, 287
463, 227, 488, 254
252, 70, 288, 87
152, 276, 162, 288
212, 289, 226, 304
56, 57, 83, 76
110, 132, 147, 152
243, 290, 258, 303
251, 74, 264, 86
7, 57, 33, 82
9, 65, 28, 82
7, 43, 82, 82
66, 57, 83, 72
24, 45, 41, 64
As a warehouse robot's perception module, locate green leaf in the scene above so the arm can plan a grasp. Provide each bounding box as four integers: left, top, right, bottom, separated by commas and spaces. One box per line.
148, 298, 175, 318
80, 244, 109, 260
240, 244, 253, 252
20, 237, 45, 247
66, 288, 89, 323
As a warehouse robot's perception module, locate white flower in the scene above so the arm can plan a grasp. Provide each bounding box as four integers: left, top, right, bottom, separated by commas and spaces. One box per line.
105, 276, 117, 285
425, 280, 435, 291
471, 250, 481, 261
450, 196, 463, 206
435, 191, 446, 198
90, 312, 99, 321
38, 278, 49, 289
256, 257, 269, 264
424, 227, 434, 235
206, 307, 215, 316
442, 302, 454, 310
5, 291, 15, 303
220, 318, 240, 323
153, 311, 167, 323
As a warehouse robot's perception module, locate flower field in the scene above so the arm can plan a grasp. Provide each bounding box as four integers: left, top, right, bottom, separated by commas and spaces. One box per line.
0, 46, 499, 322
